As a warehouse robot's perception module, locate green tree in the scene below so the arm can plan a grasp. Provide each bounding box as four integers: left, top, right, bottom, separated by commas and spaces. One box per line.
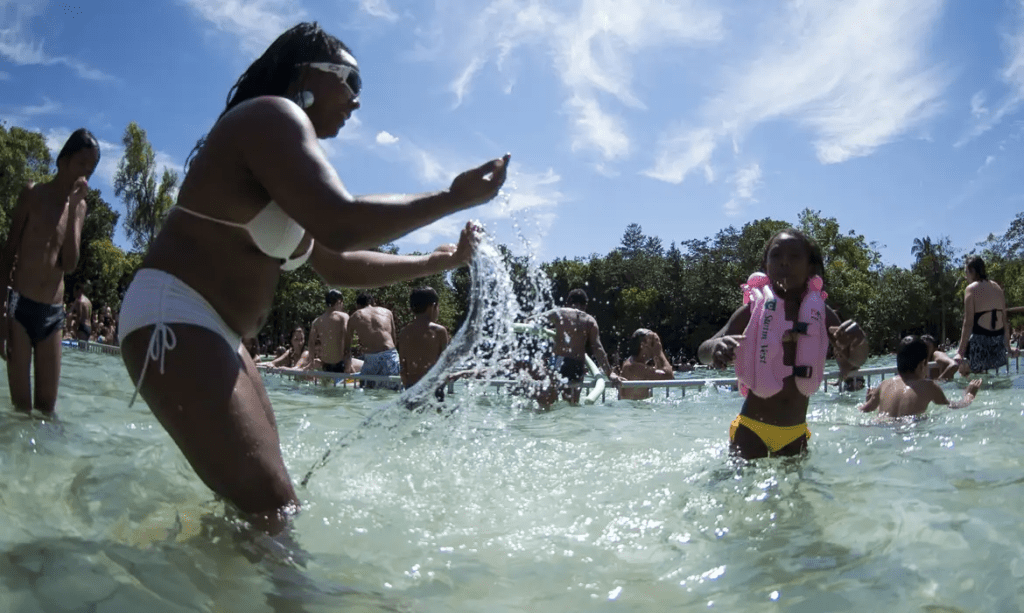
0, 123, 52, 239
798, 209, 879, 327
114, 122, 178, 251
911, 235, 960, 343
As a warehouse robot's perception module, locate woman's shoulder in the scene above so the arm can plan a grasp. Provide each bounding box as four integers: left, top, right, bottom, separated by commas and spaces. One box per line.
219, 96, 311, 132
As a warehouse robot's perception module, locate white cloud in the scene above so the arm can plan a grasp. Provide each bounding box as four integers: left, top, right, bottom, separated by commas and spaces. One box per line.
970, 91, 988, 118
181, 0, 306, 56
643, 127, 716, 184
422, 0, 722, 161
647, 0, 947, 181
451, 57, 484, 107
958, 1, 1024, 145
375, 130, 399, 145
723, 162, 761, 216
0, 97, 61, 125
566, 94, 630, 160
0, 0, 115, 80
358, 0, 399, 22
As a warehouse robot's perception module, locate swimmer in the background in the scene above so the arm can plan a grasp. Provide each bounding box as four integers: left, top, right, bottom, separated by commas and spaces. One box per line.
346, 292, 401, 390
535, 288, 620, 404
920, 334, 957, 381
307, 289, 350, 374
70, 281, 93, 342
698, 228, 868, 460
262, 326, 309, 369
619, 328, 674, 400
0, 129, 99, 415
397, 286, 449, 401
859, 336, 981, 418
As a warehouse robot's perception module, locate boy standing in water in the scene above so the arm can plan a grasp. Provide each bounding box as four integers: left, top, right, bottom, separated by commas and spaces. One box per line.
859, 336, 982, 418
398, 287, 449, 398
699, 228, 868, 459
0, 129, 99, 415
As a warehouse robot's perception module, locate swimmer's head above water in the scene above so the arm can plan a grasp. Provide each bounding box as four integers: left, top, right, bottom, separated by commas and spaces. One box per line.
760, 227, 825, 295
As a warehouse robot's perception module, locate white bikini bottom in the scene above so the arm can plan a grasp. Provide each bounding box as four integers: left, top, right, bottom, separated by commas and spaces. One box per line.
119, 268, 242, 406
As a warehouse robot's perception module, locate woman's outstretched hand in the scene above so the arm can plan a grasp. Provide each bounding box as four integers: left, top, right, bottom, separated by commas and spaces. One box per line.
433, 221, 484, 267
448, 154, 510, 209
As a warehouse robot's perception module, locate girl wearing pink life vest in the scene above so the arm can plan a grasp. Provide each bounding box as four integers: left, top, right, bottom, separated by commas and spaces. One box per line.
698, 229, 868, 460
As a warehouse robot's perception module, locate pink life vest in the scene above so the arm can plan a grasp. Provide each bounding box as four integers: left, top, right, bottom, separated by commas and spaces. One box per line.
734, 272, 828, 398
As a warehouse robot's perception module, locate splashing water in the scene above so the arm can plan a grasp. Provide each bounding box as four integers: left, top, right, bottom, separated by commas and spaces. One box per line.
301, 207, 561, 486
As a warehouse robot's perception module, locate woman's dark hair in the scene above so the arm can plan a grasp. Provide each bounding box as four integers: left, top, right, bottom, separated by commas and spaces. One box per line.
761, 227, 826, 280
186, 22, 353, 169
966, 255, 987, 280
57, 128, 100, 163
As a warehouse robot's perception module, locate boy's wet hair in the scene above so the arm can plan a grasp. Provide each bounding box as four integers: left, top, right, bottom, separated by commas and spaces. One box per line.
356, 292, 373, 307
896, 335, 929, 375
409, 286, 439, 314
629, 328, 653, 358
567, 288, 588, 307
966, 255, 988, 280
186, 22, 354, 169
325, 289, 343, 306
761, 227, 826, 280
57, 128, 100, 163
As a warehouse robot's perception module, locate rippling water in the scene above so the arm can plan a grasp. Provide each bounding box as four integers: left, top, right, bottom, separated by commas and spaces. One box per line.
2, 348, 1023, 612
3, 231, 1024, 612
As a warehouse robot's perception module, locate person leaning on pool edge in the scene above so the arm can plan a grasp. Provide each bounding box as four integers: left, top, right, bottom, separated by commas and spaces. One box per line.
117, 22, 510, 534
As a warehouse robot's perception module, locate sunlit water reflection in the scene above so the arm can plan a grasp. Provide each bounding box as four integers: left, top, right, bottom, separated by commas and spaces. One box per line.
1, 232, 1022, 611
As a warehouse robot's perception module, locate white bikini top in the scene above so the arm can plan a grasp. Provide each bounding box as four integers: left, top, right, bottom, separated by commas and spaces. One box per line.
174, 202, 314, 271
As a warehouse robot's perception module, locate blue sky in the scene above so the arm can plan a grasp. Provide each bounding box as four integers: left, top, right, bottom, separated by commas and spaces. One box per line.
2, 0, 1022, 268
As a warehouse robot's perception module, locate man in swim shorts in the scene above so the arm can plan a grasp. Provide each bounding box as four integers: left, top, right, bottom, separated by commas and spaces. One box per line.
0, 129, 99, 414
308, 289, 350, 374
346, 292, 401, 390
535, 288, 619, 404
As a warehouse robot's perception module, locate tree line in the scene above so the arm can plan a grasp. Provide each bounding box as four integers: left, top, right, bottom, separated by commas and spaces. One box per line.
2, 121, 1021, 358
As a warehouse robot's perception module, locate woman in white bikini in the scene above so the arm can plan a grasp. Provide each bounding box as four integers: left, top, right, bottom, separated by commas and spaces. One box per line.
118, 22, 509, 533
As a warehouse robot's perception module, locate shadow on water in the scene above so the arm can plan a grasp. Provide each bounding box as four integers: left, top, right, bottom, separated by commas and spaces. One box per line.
0, 514, 412, 613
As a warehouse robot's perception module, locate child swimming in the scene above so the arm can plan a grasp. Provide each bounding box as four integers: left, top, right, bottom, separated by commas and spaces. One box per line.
859, 335, 981, 418
698, 228, 868, 459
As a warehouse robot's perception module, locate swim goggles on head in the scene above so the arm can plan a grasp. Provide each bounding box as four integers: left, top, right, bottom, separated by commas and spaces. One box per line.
303, 62, 362, 99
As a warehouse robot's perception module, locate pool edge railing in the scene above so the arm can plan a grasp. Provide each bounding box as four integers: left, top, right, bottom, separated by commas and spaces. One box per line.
62, 340, 1021, 402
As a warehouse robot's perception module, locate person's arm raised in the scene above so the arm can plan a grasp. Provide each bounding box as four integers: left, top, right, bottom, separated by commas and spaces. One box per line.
60, 179, 89, 273
311, 221, 477, 288
240, 98, 509, 253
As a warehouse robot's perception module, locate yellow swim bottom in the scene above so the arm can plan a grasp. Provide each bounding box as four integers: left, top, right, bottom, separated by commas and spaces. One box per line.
730, 415, 811, 453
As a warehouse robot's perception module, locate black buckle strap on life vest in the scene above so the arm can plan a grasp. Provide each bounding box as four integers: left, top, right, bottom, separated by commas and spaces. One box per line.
793, 365, 813, 378
793, 321, 810, 335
